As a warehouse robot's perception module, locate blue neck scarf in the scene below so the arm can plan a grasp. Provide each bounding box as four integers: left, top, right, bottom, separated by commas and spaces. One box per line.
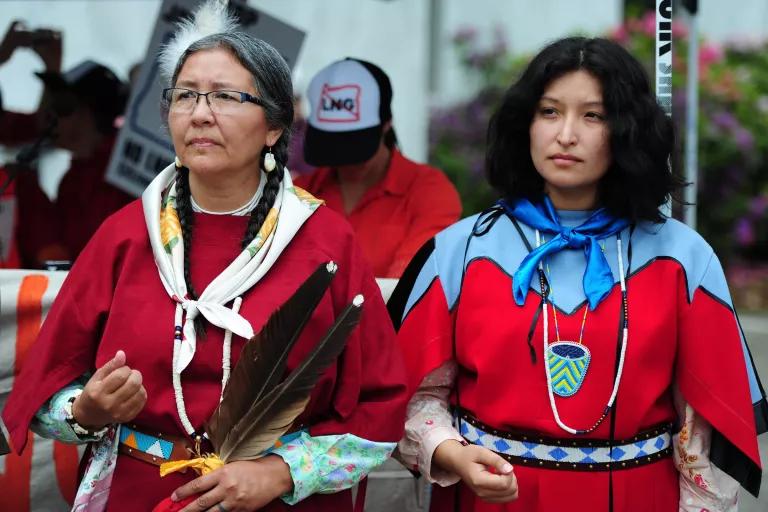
499, 196, 629, 310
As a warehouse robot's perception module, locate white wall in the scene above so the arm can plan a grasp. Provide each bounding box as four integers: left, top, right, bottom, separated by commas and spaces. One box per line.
434, 0, 623, 106
698, 0, 768, 43
0, 0, 432, 160
0, 1, 161, 111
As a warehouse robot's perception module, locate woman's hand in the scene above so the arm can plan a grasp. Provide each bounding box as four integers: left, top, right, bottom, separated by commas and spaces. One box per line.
433, 440, 519, 503
72, 350, 147, 430
173, 456, 294, 512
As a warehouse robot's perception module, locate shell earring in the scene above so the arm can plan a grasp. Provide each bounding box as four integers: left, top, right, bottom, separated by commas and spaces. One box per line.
175, 155, 183, 169
264, 147, 276, 172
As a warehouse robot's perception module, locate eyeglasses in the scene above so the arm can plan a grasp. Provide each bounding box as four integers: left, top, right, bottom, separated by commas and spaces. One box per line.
162, 87, 265, 115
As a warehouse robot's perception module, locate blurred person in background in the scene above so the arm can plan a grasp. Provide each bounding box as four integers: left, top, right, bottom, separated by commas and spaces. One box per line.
294, 58, 462, 279
0, 20, 132, 269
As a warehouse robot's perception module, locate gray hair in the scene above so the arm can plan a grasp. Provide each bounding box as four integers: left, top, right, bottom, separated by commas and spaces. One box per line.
170, 33, 294, 165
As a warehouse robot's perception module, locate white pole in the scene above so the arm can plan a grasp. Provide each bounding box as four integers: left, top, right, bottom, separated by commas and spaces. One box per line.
684, 11, 699, 229
656, 0, 673, 217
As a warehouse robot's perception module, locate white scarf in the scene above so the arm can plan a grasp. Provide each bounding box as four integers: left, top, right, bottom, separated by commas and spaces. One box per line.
142, 163, 321, 376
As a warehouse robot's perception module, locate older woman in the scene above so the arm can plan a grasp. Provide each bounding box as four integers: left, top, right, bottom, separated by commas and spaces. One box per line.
390, 37, 766, 511
2, 3, 407, 511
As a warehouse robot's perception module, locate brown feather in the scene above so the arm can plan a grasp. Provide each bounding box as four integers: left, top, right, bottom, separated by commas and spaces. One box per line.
219, 297, 364, 462
206, 262, 337, 450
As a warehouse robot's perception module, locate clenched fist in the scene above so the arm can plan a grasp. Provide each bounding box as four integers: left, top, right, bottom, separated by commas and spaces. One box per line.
72, 350, 147, 430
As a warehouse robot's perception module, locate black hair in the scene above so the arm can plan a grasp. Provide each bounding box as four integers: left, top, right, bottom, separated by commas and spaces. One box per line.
486, 37, 684, 222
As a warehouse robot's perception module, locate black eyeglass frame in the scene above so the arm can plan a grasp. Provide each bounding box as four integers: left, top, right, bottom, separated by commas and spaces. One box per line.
161, 87, 265, 109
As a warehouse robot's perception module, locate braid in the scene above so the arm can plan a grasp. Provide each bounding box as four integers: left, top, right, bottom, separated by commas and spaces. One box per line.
175, 168, 206, 336
175, 168, 197, 299
241, 162, 284, 249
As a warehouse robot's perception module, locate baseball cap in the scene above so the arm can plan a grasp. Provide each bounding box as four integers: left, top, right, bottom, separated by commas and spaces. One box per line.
304, 58, 393, 167
36, 60, 128, 132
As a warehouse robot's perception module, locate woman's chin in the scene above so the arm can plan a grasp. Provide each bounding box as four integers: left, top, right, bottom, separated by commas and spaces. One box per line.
184, 158, 228, 176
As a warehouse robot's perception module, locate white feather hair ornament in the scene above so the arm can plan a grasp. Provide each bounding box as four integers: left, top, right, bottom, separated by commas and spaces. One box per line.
158, 0, 239, 81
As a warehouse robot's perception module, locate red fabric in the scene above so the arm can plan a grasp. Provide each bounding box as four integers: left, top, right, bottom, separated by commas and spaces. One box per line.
2, 201, 408, 511
397, 258, 759, 511
294, 149, 461, 278
14, 135, 133, 268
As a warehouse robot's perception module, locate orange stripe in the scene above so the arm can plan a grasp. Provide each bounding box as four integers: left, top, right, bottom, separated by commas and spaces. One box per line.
5, 274, 78, 507
15, 274, 49, 373
0, 431, 33, 511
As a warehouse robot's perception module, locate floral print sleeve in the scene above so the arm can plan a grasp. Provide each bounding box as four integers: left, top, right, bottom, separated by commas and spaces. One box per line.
673, 385, 740, 512
268, 432, 395, 505
396, 360, 464, 486
32, 379, 102, 443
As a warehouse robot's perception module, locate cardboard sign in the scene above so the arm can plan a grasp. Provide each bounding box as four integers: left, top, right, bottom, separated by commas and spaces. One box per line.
105, 0, 305, 196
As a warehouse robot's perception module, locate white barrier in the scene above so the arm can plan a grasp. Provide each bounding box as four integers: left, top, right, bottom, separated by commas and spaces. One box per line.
0, 270, 82, 511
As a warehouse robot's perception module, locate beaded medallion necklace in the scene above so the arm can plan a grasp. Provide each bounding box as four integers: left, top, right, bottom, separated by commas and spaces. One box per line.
535, 229, 629, 435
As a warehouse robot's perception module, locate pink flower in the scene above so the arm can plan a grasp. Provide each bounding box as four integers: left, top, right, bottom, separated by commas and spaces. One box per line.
699, 43, 724, 68
641, 11, 656, 37
610, 25, 629, 44
694, 474, 709, 490
672, 20, 689, 39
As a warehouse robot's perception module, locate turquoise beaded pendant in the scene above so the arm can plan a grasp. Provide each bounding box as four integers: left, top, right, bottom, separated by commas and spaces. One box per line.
547, 341, 591, 397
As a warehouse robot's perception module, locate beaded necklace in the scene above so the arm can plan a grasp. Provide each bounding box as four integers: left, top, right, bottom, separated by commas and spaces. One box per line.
535, 230, 629, 435
541, 238, 606, 398
173, 187, 262, 437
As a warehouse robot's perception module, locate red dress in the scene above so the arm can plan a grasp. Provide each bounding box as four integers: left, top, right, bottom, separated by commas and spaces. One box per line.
3, 200, 408, 511
390, 211, 765, 511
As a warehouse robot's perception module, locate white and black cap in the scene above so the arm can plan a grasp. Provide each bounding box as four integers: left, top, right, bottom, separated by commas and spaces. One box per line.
304, 58, 393, 167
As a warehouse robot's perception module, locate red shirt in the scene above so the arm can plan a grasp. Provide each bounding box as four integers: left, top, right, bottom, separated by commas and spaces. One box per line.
3, 201, 408, 511
295, 149, 461, 278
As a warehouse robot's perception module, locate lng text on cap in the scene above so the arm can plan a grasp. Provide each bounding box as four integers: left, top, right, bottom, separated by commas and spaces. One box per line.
318, 84, 361, 123
307, 59, 380, 132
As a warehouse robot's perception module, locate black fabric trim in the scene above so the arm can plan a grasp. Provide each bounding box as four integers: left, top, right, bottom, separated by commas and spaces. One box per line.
457, 409, 673, 447
734, 310, 768, 435
754, 400, 768, 437
462, 253, 696, 315
457, 410, 674, 472
630, 255, 692, 305
710, 428, 762, 497
494, 448, 673, 472
510, 217, 533, 252
699, 286, 735, 312
0, 428, 9, 455
387, 238, 435, 331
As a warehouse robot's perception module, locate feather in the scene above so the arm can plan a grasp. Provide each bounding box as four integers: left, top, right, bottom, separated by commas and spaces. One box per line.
206, 262, 338, 450
219, 295, 364, 462
158, 0, 239, 81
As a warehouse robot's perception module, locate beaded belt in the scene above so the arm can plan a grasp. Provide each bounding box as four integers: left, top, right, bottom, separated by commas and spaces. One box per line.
458, 413, 673, 471
118, 424, 304, 468
118, 424, 194, 468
